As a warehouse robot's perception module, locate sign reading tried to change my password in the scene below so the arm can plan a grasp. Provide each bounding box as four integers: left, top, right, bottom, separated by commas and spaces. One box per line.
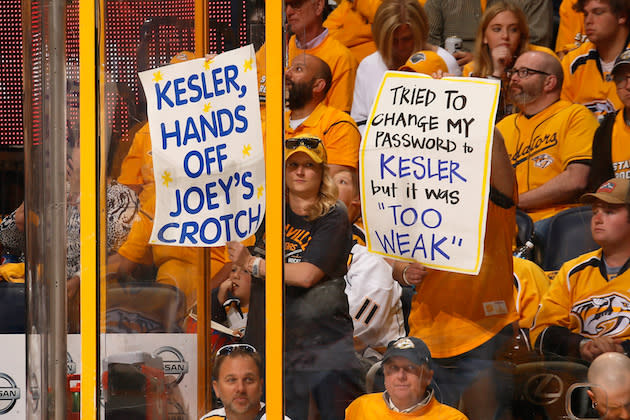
139, 45, 265, 247
360, 72, 500, 274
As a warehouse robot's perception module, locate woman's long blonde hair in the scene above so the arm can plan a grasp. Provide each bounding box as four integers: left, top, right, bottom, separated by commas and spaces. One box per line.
471, 1, 529, 77
304, 164, 338, 221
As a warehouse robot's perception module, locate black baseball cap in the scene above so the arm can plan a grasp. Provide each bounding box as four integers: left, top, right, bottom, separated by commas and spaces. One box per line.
612, 49, 630, 75
383, 337, 432, 367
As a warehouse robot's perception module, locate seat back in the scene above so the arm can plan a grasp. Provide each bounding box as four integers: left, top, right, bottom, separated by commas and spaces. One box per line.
106, 282, 187, 333
541, 206, 598, 272
513, 361, 588, 420
0, 282, 25, 333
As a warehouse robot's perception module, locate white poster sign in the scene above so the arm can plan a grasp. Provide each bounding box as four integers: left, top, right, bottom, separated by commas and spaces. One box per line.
360, 72, 500, 274
139, 45, 265, 247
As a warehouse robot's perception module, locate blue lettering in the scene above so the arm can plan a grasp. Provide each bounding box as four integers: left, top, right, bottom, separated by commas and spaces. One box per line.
218, 176, 233, 204
411, 234, 426, 259
184, 150, 204, 178
399, 157, 411, 178
224, 65, 239, 94
161, 120, 181, 149
187, 74, 202, 103
374, 229, 396, 253
170, 190, 182, 216
212, 67, 225, 96
234, 210, 248, 238
217, 109, 234, 136
157, 223, 178, 243
380, 154, 396, 179
201, 72, 214, 99
155, 81, 173, 110
200, 112, 218, 140
249, 204, 262, 232
173, 77, 187, 106
431, 235, 449, 260
200, 218, 221, 244
241, 171, 254, 199
396, 232, 410, 255
183, 187, 204, 214
180, 222, 199, 244
183, 116, 202, 145
205, 181, 219, 210
235, 105, 248, 133
219, 214, 234, 241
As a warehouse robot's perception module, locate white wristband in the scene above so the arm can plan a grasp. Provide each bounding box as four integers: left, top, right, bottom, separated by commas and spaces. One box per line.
251, 257, 261, 278
401, 265, 411, 286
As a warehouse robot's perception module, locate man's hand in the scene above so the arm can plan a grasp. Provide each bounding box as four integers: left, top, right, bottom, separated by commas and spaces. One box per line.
580, 337, 625, 362
227, 241, 251, 268
453, 50, 473, 67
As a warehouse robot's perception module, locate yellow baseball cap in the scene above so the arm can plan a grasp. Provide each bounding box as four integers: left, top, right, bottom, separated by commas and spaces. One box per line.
285, 134, 327, 164
399, 50, 448, 75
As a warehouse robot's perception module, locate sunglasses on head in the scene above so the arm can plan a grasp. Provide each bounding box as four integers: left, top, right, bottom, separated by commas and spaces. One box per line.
285, 137, 322, 150
216, 343, 257, 357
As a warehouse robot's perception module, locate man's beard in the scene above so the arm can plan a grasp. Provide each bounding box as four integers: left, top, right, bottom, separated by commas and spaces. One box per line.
287, 79, 314, 110
508, 81, 543, 106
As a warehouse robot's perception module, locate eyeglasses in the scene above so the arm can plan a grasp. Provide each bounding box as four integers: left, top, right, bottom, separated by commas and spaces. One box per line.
216, 343, 257, 356
383, 362, 423, 376
506, 67, 550, 79
285, 137, 322, 150
613, 72, 630, 87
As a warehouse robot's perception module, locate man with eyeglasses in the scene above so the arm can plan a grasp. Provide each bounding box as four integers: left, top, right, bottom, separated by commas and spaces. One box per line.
345, 336, 468, 419
497, 50, 598, 240
589, 49, 630, 190
561, 0, 630, 120
587, 352, 630, 420
201, 344, 291, 420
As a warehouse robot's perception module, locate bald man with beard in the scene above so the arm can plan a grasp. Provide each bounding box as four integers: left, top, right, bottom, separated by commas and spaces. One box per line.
587, 352, 630, 420
284, 53, 361, 178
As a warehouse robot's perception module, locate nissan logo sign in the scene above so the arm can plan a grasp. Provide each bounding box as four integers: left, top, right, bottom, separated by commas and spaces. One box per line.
153, 346, 188, 384
0, 373, 21, 415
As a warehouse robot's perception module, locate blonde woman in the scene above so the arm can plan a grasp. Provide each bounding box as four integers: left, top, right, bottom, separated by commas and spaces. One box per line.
351, 0, 459, 134
464, 1, 556, 78
227, 135, 363, 420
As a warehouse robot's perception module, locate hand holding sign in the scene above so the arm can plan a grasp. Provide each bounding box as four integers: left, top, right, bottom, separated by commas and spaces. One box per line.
360, 72, 500, 274
139, 45, 265, 247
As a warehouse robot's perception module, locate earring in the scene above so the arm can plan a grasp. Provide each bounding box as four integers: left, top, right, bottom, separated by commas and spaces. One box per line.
592, 401, 598, 409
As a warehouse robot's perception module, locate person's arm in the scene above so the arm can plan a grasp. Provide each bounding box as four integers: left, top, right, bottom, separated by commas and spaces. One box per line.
531, 264, 582, 358
517, 162, 590, 210
424, 0, 444, 48
226, 242, 327, 288
490, 128, 515, 199
520, 0, 554, 48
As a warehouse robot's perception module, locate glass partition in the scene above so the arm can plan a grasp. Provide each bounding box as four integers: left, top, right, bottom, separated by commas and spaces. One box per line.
15, 0, 621, 419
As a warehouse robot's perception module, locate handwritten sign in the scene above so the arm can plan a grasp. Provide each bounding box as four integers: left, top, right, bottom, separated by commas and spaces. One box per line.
139, 45, 265, 247
360, 72, 500, 274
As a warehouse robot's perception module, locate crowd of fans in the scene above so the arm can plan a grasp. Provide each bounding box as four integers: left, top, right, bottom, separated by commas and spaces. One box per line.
5, 0, 628, 418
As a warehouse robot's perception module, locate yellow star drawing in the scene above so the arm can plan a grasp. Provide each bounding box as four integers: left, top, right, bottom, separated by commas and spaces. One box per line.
244, 58, 253, 72
257, 185, 264, 199
162, 171, 173, 187
242, 144, 252, 157
152, 71, 163, 83
204, 59, 213, 70
203, 102, 212, 112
